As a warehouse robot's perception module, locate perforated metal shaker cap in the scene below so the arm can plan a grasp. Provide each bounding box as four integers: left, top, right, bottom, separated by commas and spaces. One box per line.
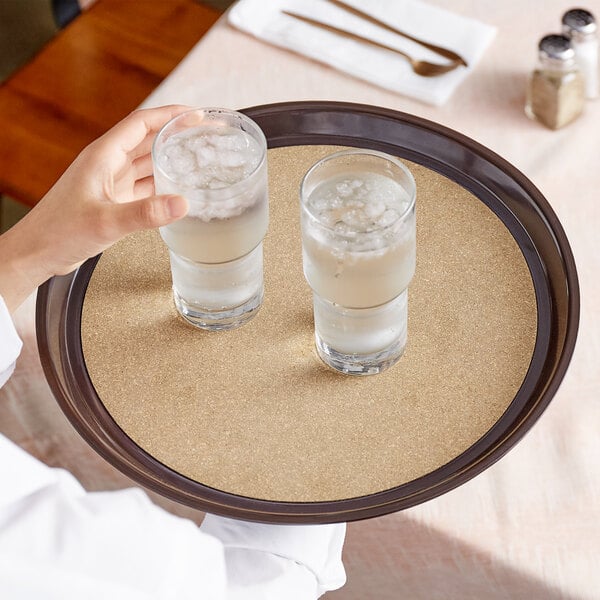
562, 8, 597, 42
538, 34, 576, 64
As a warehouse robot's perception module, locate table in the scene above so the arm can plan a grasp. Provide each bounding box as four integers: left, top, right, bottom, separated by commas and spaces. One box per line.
0, 0, 221, 207
3, 1, 599, 598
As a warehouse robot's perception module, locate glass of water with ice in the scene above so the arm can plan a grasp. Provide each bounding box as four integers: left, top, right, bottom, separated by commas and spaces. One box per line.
152, 108, 268, 330
300, 150, 416, 375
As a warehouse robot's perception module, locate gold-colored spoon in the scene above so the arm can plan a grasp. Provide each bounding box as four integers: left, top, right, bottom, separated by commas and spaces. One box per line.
325, 0, 468, 67
282, 11, 462, 77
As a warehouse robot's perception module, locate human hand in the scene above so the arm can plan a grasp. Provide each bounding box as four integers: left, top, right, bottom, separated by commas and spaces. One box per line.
0, 106, 190, 312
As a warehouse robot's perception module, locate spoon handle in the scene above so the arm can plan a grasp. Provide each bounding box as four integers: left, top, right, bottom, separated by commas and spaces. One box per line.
281, 10, 460, 76
325, 0, 468, 67
282, 10, 413, 62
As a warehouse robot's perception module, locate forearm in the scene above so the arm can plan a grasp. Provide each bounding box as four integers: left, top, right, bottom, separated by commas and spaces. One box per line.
0, 294, 23, 388
0, 216, 54, 313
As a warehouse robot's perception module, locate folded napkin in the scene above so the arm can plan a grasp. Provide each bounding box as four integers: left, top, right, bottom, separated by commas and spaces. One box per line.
228, 0, 496, 106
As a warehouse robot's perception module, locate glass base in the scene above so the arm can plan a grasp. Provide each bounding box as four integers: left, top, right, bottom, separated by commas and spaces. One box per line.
312, 291, 408, 375
173, 287, 263, 331
315, 332, 405, 375
168, 243, 264, 331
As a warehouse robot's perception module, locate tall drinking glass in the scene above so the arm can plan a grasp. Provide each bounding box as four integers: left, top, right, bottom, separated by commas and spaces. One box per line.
300, 150, 416, 375
152, 108, 268, 330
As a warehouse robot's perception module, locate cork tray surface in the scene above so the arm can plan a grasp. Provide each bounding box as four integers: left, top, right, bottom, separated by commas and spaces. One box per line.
81, 145, 537, 503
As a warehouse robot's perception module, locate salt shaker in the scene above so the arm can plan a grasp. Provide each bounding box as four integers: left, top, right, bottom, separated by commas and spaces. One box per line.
525, 34, 585, 129
562, 8, 599, 99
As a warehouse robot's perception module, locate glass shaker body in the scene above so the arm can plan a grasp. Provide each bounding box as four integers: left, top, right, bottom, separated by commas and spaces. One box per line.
525, 34, 585, 129
562, 8, 599, 100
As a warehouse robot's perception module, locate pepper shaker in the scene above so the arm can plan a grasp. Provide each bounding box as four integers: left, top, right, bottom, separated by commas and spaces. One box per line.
525, 34, 585, 129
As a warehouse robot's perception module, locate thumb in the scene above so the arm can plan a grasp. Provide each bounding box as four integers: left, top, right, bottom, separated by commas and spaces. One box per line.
112, 194, 188, 237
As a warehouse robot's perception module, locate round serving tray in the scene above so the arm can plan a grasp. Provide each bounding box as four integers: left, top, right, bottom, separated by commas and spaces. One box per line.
36, 101, 579, 523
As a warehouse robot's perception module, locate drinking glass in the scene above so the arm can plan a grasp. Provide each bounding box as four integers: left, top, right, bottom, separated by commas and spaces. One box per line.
300, 149, 416, 374
152, 108, 268, 330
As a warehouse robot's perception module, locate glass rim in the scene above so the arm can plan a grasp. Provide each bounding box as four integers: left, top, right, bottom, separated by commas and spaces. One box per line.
300, 149, 416, 234
151, 107, 267, 195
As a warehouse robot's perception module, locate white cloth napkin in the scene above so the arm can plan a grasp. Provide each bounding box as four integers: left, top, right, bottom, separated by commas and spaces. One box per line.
228, 0, 496, 106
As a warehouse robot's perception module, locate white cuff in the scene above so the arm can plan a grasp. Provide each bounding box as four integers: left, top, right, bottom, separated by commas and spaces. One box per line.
201, 514, 346, 597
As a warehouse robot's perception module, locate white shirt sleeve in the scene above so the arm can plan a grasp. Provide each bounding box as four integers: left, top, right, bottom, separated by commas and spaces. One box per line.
0, 294, 346, 599
0, 441, 227, 600
201, 515, 346, 599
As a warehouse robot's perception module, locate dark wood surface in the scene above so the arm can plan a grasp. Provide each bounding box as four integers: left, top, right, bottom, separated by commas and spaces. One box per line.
0, 0, 222, 207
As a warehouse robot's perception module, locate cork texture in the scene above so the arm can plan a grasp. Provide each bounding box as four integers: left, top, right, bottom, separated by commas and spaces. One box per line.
81, 145, 537, 502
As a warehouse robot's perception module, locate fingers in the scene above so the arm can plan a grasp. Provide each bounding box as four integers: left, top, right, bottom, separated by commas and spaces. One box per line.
115, 154, 156, 202
128, 134, 156, 161
132, 153, 154, 180
108, 151, 153, 200
108, 194, 189, 239
113, 105, 191, 154
108, 153, 162, 203
94, 105, 192, 165
84, 106, 193, 200
133, 175, 154, 200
